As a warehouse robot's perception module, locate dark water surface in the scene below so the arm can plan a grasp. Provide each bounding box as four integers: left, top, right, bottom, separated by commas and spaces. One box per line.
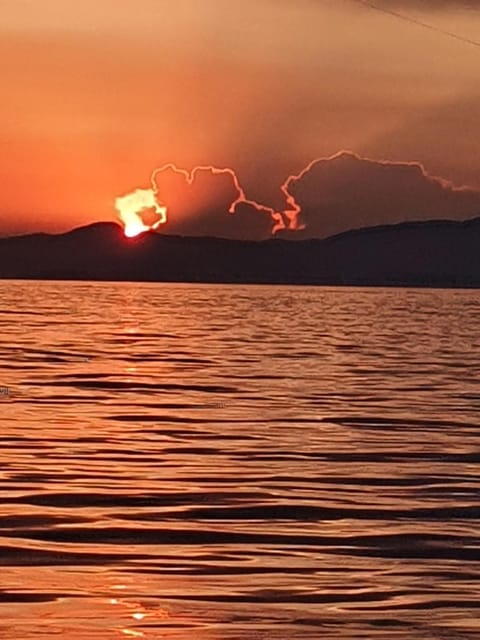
0, 281, 479, 639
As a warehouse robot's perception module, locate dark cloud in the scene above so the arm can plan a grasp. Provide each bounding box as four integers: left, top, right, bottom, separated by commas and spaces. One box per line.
161, 200, 273, 241
282, 152, 480, 239
152, 167, 274, 241
150, 153, 480, 241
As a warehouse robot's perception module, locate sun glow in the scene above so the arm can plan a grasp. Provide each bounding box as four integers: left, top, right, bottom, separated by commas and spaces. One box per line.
114, 187, 167, 238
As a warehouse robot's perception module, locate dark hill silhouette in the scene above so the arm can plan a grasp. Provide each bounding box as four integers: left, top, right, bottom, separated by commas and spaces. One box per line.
0, 217, 479, 287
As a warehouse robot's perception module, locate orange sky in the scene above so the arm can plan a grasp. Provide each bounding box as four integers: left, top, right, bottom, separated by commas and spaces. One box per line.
1, 0, 479, 236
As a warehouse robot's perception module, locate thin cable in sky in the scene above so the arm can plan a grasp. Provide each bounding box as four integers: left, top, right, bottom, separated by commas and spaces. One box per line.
354, 1, 480, 49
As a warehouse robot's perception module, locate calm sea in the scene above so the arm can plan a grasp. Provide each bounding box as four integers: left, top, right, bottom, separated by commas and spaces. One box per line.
0, 281, 479, 639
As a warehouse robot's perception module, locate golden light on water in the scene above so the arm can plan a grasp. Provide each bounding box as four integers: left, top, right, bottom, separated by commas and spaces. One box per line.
0, 281, 479, 638
120, 630, 144, 638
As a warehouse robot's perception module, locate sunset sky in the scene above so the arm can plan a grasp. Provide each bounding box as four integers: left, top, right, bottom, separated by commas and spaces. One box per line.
1, 0, 479, 238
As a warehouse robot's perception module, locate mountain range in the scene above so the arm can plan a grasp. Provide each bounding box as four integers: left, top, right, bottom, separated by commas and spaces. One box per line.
0, 217, 479, 287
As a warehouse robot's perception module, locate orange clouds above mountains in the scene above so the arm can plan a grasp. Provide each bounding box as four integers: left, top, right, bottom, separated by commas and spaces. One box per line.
114, 153, 480, 241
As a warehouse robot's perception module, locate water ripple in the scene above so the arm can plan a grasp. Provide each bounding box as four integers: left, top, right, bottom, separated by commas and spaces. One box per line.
0, 281, 479, 639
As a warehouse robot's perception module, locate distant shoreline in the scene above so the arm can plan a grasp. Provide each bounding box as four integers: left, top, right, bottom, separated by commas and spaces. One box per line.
1, 277, 479, 291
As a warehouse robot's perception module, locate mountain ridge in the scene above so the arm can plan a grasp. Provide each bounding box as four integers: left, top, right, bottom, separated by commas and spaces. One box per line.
1, 216, 479, 288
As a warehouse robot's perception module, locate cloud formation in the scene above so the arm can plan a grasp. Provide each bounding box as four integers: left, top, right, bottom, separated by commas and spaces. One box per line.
281, 152, 480, 239
122, 152, 480, 242
149, 165, 276, 241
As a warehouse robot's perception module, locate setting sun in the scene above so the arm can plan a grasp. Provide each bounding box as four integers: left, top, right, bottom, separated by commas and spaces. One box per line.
114, 188, 167, 237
